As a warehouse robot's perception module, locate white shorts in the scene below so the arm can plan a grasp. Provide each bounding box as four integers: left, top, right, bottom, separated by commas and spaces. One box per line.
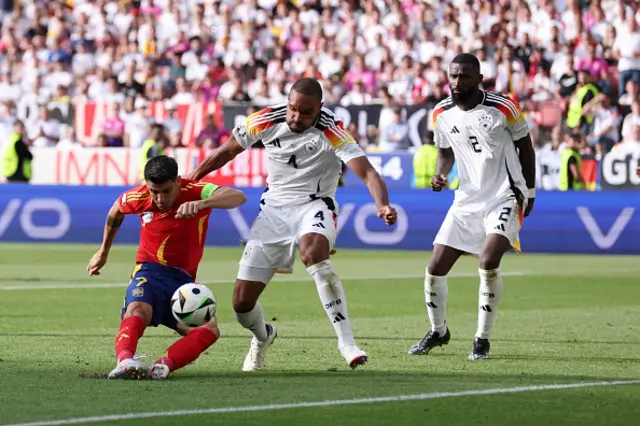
237, 198, 338, 283
433, 197, 524, 256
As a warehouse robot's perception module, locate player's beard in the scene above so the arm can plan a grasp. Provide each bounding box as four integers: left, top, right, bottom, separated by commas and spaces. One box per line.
288, 121, 306, 133
451, 88, 473, 104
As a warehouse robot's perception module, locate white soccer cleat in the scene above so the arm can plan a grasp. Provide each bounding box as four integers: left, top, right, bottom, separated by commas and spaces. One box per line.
148, 363, 171, 380
108, 358, 149, 380
242, 323, 277, 372
340, 344, 368, 369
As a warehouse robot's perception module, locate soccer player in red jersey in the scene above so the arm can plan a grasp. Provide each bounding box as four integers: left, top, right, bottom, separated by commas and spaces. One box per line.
87, 155, 247, 380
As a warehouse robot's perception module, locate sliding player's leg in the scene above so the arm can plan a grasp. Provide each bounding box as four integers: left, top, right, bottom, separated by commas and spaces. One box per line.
148, 318, 220, 380
470, 198, 523, 360
297, 198, 366, 369
109, 265, 156, 379
409, 206, 482, 355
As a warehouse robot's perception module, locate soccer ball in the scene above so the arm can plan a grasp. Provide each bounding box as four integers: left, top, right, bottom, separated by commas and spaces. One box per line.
170, 283, 217, 327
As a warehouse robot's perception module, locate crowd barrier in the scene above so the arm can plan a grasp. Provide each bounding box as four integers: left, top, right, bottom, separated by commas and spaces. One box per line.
0, 185, 638, 254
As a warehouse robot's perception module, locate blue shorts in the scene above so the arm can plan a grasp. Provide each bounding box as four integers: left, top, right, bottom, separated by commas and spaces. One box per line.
121, 262, 194, 330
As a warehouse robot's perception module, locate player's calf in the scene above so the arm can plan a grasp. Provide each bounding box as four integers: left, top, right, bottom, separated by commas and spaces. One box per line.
115, 302, 151, 363
150, 319, 220, 379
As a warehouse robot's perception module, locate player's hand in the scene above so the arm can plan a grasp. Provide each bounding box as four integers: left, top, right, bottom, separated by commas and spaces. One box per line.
377, 205, 397, 225
524, 198, 535, 218
636, 167, 640, 177
431, 174, 447, 192
87, 250, 108, 276
175, 201, 203, 219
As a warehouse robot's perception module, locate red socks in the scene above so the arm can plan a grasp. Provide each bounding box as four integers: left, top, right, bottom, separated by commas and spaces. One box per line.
115, 315, 146, 362
155, 327, 219, 372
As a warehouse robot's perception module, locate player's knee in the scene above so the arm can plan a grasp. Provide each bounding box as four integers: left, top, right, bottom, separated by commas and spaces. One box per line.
123, 302, 152, 326
478, 257, 501, 271
232, 282, 259, 313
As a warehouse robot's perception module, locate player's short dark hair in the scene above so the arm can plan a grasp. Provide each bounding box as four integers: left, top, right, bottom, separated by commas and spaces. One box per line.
451, 53, 481, 74
290, 77, 323, 101
144, 155, 178, 184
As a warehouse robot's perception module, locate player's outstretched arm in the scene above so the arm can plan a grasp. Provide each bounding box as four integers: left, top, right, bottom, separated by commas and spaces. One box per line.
187, 136, 245, 181
175, 186, 248, 219
198, 187, 247, 210
346, 156, 397, 225
514, 134, 536, 217
87, 200, 125, 276
432, 148, 455, 191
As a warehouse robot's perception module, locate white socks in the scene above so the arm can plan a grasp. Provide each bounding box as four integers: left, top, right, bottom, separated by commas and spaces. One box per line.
425, 271, 448, 335
307, 260, 354, 348
476, 268, 503, 340
234, 302, 269, 342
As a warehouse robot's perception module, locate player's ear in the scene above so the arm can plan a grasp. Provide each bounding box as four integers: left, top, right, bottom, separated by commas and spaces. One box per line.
176, 176, 181, 185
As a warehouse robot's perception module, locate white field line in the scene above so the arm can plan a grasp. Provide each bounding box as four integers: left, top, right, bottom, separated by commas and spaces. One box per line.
3, 380, 639, 426
0, 272, 526, 291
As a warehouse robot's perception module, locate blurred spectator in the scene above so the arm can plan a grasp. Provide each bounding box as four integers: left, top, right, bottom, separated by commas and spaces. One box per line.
378, 107, 409, 152
2, 120, 32, 183
100, 103, 125, 147
162, 100, 183, 148
196, 114, 229, 149
583, 94, 620, 157
28, 104, 60, 148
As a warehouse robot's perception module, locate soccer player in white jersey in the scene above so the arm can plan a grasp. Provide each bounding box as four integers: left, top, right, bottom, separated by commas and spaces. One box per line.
408, 54, 536, 360
189, 78, 397, 370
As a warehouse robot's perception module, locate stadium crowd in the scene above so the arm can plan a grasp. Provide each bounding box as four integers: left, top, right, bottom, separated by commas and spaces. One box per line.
0, 0, 638, 158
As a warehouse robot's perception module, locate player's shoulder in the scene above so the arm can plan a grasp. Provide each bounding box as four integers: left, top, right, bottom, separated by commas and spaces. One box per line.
481, 91, 523, 122
179, 178, 206, 189
314, 108, 355, 148
121, 185, 150, 208
432, 96, 456, 124
245, 103, 287, 136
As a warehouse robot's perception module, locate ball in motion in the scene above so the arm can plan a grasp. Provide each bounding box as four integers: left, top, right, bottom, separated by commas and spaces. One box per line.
171, 283, 217, 327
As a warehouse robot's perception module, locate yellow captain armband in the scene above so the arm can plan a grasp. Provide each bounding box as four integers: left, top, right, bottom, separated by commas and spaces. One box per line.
200, 183, 219, 199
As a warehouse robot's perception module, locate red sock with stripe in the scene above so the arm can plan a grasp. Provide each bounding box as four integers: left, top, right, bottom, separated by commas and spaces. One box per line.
115, 315, 146, 362
155, 327, 219, 371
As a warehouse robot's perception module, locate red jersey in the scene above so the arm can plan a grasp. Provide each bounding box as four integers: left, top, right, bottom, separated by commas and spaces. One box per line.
119, 179, 218, 280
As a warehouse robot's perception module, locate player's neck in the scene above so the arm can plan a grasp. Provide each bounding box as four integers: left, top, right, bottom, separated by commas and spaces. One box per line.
455, 89, 483, 112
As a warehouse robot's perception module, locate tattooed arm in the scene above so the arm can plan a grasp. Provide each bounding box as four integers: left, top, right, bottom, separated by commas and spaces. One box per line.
87, 201, 125, 276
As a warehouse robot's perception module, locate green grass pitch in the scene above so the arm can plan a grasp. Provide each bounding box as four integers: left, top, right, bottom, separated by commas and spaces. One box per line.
0, 243, 639, 426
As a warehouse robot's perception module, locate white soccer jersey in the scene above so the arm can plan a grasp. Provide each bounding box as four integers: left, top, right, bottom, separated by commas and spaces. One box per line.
433, 91, 530, 211
232, 104, 365, 206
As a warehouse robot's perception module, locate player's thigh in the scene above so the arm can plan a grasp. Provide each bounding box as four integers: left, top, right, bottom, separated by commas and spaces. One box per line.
297, 198, 338, 251
428, 244, 465, 276
483, 198, 523, 253
122, 265, 157, 325
433, 206, 485, 259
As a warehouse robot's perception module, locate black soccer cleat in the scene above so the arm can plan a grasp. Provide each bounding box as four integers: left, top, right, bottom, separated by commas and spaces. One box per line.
469, 337, 490, 360
407, 328, 451, 355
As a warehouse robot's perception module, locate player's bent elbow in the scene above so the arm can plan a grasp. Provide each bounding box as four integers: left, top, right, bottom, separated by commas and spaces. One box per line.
227, 189, 248, 208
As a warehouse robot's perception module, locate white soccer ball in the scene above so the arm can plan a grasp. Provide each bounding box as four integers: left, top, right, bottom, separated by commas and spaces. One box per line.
171, 283, 217, 327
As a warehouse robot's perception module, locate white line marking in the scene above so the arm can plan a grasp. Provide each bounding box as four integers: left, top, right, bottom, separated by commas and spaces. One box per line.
3, 380, 639, 426
0, 272, 526, 291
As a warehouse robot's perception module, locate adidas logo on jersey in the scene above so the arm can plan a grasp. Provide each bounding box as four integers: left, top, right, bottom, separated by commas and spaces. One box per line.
333, 313, 346, 323
312, 222, 325, 228
494, 224, 505, 232
267, 138, 281, 148
450, 126, 460, 134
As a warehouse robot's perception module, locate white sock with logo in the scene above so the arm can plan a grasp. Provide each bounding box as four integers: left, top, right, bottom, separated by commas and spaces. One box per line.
425, 271, 448, 335
234, 302, 269, 342
476, 268, 504, 340
307, 260, 354, 348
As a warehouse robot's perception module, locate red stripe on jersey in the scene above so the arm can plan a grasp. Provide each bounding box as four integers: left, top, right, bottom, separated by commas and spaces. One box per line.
432, 107, 445, 128
324, 120, 355, 148
246, 107, 280, 137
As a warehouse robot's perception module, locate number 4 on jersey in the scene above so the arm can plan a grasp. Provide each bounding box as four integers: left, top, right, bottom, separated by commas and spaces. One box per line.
287, 155, 298, 169
312, 211, 326, 228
